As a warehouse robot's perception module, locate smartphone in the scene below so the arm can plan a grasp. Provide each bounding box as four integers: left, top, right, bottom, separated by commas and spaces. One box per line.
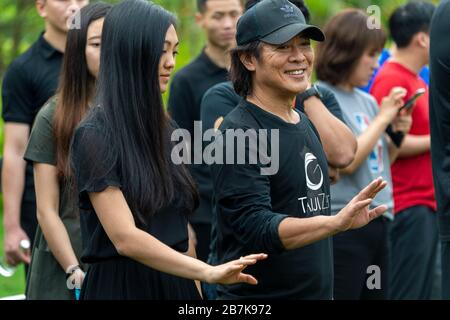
400, 88, 426, 111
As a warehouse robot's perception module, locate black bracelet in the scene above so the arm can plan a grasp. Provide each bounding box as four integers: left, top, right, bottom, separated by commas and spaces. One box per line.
386, 124, 405, 148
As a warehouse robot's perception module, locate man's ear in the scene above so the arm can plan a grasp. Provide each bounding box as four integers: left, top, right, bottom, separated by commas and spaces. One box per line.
416, 32, 429, 48
239, 52, 257, 72
35, 0, 47, 19
195, 12, 204, 28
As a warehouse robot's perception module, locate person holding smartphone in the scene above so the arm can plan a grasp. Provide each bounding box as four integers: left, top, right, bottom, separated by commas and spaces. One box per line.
371, 1, 438, 300
315, 9, 412, 300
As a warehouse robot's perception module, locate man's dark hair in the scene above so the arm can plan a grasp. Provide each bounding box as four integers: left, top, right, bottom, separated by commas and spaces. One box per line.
245, 0, 310, 22
389, 1, 435, 48
197, 0, 244, 13
197, 0, 208, 12
229, 41, 262, 97
230, 0, 311, 98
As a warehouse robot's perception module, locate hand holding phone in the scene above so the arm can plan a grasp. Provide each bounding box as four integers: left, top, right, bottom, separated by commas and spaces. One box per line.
400, 88, 426, 112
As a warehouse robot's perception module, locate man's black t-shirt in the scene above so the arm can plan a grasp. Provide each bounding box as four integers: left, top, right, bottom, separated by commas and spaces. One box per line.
70, 110, 190, 263
201, 81, 345, 270
210, 100, 333, 299
2, 33, 63, 203
168, 50, 228, 225
430, 0, 450, 240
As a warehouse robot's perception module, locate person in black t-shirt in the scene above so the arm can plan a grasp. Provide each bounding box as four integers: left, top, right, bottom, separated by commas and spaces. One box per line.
429, 0, 450, 300
69, 1, 267, 300
200, 0, 356, 300
2, 0, 89, 275
167, 0, 244, 262
210, 0, 390, 299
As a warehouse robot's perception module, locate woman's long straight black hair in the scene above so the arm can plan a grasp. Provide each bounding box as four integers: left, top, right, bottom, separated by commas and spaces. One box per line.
54, 2, 111, 180
85, 0, 198, 226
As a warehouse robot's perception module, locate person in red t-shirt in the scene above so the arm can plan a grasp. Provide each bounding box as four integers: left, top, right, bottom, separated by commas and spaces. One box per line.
371, 1, 437, 300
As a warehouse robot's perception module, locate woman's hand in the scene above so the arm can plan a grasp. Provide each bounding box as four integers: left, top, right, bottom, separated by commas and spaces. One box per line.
392, 106, 413, 135
379, 87, 407, 124
66, 265, 85, 291
334, 177, 388, 232
204, 253, 268, 285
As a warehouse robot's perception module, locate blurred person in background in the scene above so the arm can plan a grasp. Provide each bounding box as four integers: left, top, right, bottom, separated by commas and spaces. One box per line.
24, 2, 111, 300
371, 1, 437, 300
315, 9, 412, 299
2, 0, 89, 277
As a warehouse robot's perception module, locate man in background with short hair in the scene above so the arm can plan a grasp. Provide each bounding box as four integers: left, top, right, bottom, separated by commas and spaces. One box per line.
168, 0, 244, 262
2, 0, 89, 275
370, 1, 437, 300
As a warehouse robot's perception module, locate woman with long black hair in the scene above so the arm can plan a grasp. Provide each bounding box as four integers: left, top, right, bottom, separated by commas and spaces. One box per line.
24, 2, 112, 300
70, 0, 266, 300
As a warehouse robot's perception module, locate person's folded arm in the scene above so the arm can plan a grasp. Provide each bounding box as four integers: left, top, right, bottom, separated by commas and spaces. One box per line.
397, 134, 430, 158
303, 96, 356, 168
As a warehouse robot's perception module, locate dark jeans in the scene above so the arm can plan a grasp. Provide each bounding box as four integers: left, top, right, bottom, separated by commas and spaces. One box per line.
389, 205, 438, 300
333, 216, 390, 300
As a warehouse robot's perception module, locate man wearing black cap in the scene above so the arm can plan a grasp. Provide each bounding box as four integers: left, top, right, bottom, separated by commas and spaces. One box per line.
201, 0, 356, 300
201, 0, 356, 169
210, 0, 389, 299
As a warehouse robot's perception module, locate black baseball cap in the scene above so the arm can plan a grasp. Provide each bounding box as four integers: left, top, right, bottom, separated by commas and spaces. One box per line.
236, 0, 325, 46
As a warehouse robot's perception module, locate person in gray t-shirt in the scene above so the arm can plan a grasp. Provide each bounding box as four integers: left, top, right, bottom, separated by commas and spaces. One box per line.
315, 9, 412, 300
317, 83, 396, 219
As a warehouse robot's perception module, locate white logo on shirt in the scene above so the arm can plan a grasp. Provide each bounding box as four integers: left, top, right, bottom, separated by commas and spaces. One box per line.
305, 153, 324, 191
298, 152, 330, 216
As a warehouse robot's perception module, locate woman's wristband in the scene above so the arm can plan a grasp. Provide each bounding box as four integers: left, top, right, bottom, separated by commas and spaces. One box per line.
65, 264, 83, 280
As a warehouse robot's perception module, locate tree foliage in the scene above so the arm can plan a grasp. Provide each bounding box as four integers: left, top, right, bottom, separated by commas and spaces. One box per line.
0, 0, 439, 78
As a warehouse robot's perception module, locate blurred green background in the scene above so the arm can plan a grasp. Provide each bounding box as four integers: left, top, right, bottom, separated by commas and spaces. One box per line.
0, 0, 439, 298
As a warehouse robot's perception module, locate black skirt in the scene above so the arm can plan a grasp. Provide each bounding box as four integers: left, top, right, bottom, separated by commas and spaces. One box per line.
80, 257, 202, 300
